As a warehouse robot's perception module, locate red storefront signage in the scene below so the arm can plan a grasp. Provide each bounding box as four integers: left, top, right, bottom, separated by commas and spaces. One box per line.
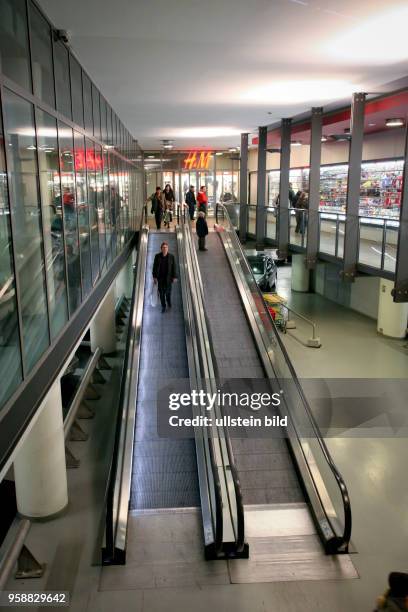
183, 151, 212, 170
74, 149, 103, 171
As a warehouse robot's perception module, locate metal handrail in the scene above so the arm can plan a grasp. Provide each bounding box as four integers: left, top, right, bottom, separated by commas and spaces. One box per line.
0, 518, 30, 590
281, 304, 320, 343
63, 347, 102, 439
216, 202, 352, 553
179, 208, 246, 557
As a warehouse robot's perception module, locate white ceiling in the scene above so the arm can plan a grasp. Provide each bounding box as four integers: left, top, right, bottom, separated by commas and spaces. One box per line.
38, 0, 408, 149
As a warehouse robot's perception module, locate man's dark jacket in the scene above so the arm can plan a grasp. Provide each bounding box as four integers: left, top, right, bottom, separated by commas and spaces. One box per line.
196, 217, 208, 238
152, 253, 177, 285
185, 190, 196, 208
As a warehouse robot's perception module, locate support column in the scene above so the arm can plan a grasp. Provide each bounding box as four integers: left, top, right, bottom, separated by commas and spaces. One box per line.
277, 118, 292, 259
90, 284, 116, 354
14, 380, 68, 519
342, 93, 366, 281
378, 278, 408, 337
239, 132, 249, 242
306, 108, 323, 269
255, 126, 267, 249
291, 254, 310, 292
392, 121, 408, 302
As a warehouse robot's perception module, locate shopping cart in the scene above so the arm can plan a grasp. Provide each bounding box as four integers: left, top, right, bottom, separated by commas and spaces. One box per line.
263, 293, 288, 333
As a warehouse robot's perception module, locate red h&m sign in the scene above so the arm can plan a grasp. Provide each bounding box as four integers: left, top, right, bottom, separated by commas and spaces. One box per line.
183, 151, 212, 170
74, 149, 103, 171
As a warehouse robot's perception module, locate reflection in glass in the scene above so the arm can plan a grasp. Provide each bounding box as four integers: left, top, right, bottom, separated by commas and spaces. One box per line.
54, 42, 71, 120
86, 139, 100, 283
83, 74, 93, 135
74, 132, 92, 295
59, 123, 81, 314
29, 3, 55, 108
92, 85, 101, 141
109, 154, 119, 255
0, 104, 22, 408
103, 150, 112, 265
0, 0, 31, 91
3, 89, 49, 372
70, 56, 84, 127
37, 110, 68, 338
95, 145, 106, 272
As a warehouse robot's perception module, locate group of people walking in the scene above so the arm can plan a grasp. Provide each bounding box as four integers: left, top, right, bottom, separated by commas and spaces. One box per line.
275, 183, 309, 234
148, 183, 209, 251
149, 184, 175, 230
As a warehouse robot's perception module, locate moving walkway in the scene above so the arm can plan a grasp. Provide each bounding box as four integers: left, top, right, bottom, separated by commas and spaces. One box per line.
103, 206, 351, 565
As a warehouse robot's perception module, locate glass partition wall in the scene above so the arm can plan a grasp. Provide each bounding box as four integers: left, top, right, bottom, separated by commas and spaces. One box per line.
0, 0, 144, 412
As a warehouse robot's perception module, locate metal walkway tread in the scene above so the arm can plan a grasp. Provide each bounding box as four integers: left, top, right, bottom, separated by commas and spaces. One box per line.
130, 232, 200, 509
197, 232, 304, 505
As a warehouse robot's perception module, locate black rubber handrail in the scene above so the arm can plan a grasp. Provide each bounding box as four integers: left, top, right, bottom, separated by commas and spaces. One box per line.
179, 218, 224, 556
216, 202, 352, 553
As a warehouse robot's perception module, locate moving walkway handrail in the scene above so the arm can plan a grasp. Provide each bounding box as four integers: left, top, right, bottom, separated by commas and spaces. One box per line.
177, 215, 223, 556
103, 229, 148, 564
178, 204, 246, 556
216, 202, 352, 553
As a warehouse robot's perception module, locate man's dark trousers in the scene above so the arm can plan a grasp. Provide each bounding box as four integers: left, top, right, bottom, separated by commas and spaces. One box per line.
158, 280, 172, 308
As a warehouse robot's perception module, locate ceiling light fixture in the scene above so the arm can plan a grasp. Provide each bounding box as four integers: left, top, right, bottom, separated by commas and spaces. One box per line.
291, 141, 302, 147
161, 139, 174, 149
321, 136, 328, 142
386, 118, 405, 127
215, 152, 223, 156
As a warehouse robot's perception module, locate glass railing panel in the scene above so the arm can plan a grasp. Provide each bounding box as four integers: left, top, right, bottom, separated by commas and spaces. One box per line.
358, 219, 383, 268
383, 221, 398, 273
319, 215, 336, 255
247, 205, 256, 235
337, 220, 345, 258
266, 207, 277, 241
289, 209, 308, 248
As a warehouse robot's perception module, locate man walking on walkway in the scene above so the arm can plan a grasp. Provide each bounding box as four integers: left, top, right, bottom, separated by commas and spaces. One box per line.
185, 185, 196, 220
152, 241, 177, 313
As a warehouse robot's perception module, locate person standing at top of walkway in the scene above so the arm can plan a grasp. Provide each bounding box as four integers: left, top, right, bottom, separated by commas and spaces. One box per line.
197, 185, 208, 213
295, 191, 309, 234
152, 241, 177, 313
148, 186, 164, 230
163, 184, 175, 227
185, 185, 196, 220
196, 211, 208, 251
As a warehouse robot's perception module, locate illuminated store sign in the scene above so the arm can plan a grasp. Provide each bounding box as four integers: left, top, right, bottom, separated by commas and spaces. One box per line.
74, 149, 103, 171
183, 151, 212, 170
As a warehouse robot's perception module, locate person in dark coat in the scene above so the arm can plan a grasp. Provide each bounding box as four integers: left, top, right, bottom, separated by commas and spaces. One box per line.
152, 241, 177, 312
149, 186, 164, 229
196, 211, 208, 251
185, 185, 196, 220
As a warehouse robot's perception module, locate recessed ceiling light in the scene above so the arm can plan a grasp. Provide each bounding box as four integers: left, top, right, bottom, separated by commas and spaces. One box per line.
215, 152, 223, 156
321, 136, 328, 142
386, 118, 404, 127
291, 141, 302, 147
368, 123, 376, 127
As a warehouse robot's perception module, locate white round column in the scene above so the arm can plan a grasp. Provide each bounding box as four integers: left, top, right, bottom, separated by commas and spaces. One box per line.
291, 254, 310, 292
377, 278, 408, 338
14, 380, 68, 519
90, 284, 116, 354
